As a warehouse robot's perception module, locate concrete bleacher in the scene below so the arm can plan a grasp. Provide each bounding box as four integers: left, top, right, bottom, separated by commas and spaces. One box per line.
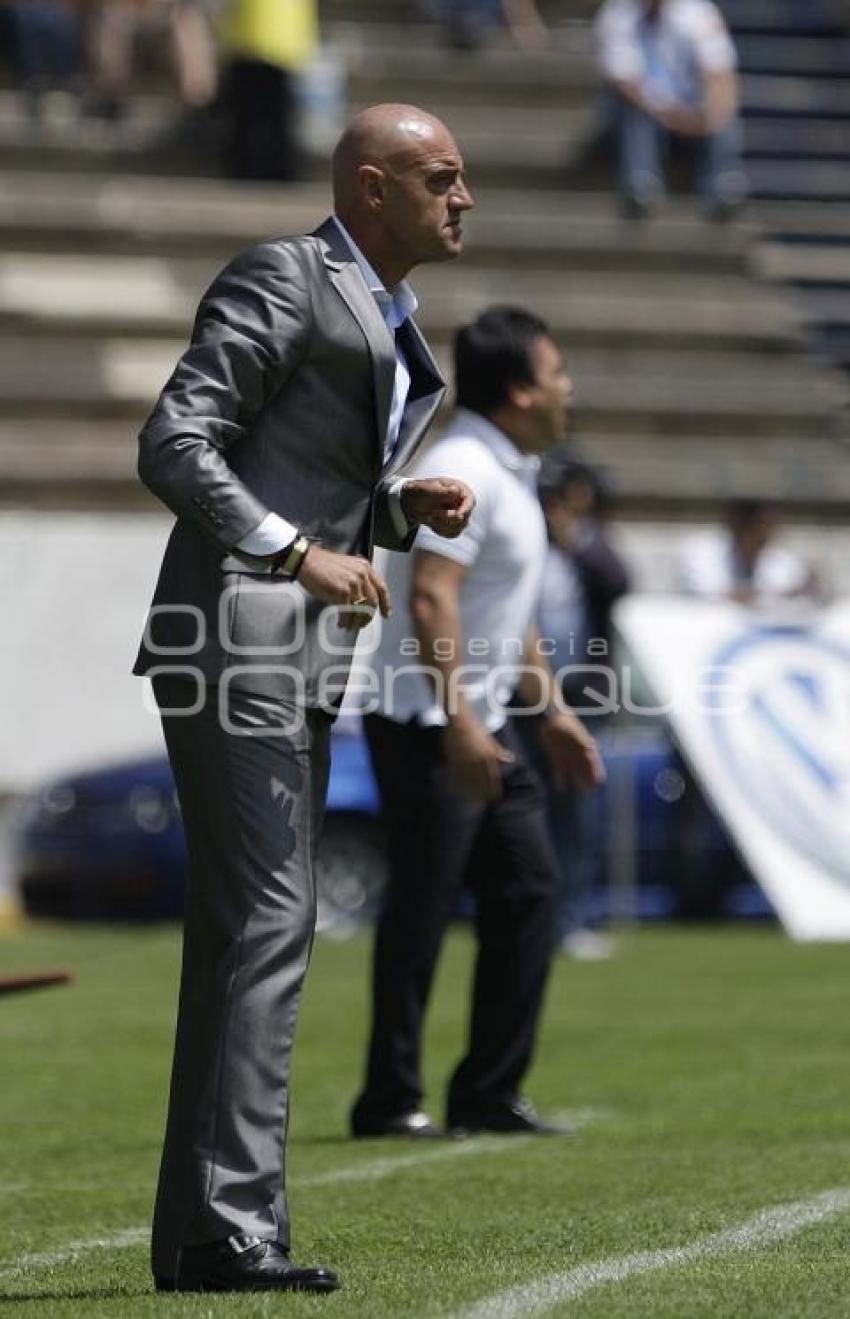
723, 0, 850, 378
0, 0, 848, 532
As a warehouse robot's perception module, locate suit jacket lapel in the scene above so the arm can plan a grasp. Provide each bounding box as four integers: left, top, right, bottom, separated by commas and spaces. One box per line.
381, 319, 445, 479
314, 218, 395, 455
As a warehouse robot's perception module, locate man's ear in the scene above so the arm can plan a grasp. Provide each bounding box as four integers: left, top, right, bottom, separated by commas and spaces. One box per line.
506, 379, 534, 411
358, 164, 386, 209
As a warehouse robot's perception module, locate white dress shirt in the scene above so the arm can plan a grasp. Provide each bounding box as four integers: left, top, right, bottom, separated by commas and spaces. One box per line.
236, 217, 417, 557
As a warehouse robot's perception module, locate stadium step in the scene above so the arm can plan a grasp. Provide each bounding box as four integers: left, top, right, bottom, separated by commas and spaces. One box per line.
744, 117, 850, 161
0, 248, 804, 348
3, 417, 848, 516
746, 159, 850, 202
740, 74, 850, 118
724, 0, 850, 383
0, 172, 758, 276
0, 1, 847, 527
0, 330, 842, 440
755, 243, 850, 286
735, 36, 850, 78
717, 0, 849, 36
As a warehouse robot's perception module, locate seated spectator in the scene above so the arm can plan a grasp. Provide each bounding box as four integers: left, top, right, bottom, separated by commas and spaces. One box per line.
81, 0, 218, 122
419, 0, 548, 53
217, 0, 318, 181
595, 0, 748, 219
679, 500, 821, 604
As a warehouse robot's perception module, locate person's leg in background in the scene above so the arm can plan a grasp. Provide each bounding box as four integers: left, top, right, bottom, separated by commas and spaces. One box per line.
5, 0, 81, 116
548, 780, 612, 960
512, 711, 610, 962
699, 114, 748, 218
446, 729, 559, 1128
224, 56, 298, 181
167, 0, 218, 111
84, 0, 136, 119
614, 93, 666, 216
351, 715, 484, 1134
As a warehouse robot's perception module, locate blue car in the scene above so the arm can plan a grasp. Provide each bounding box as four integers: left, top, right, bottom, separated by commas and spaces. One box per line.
14, 721, 387, 930
13, 723, 770, 926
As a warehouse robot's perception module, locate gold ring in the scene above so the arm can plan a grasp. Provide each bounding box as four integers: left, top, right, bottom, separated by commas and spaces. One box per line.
352, 597, 368, 606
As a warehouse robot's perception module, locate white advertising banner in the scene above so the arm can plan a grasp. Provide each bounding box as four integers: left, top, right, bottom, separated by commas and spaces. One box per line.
614, 596, 850, 942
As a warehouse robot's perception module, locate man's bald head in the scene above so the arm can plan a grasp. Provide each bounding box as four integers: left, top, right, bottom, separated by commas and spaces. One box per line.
330, 103, 472, 287
332, 104, 458, 210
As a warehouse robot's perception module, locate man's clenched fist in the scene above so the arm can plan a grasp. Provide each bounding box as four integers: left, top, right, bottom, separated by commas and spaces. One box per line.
401, 478, 475, 539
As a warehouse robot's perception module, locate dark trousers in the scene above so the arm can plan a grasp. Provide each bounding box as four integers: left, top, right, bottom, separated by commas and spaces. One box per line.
352, 714, 557, 1124
224, 58, 298, 182
150, 678, 331, 1281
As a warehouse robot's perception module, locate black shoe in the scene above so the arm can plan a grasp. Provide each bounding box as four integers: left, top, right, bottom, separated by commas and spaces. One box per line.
620, 193, 660, 222
447, 1096, 572, 1138
704, 195, 746, 224
350, 1108, 445, 1139
155, 1235, 340, 1293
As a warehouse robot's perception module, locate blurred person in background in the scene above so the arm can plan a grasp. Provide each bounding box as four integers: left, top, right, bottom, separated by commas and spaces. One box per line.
350, 307, 605, 1142
0, 0, 82, 117
81, 0, 218, 122
217, 0, 317, 181
679, 499, 821, 604
523, 454, 630, 960
419, 0, 549, 53
595, 0, 748, 220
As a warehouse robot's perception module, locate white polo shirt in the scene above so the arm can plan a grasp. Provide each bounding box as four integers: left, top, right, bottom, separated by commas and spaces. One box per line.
596, 0, 736, 108
369, 408, 547, 731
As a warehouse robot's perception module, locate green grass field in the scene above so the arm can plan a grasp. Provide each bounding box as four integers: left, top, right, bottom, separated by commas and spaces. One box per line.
2, 921, 850, 1318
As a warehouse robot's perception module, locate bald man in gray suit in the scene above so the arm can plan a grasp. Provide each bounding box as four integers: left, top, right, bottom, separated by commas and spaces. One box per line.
135, 104, 475, 1295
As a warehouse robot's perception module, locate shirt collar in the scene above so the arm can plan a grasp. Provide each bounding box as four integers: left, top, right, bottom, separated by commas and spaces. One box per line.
332, 216, 418, 331
445, 408, 541, 487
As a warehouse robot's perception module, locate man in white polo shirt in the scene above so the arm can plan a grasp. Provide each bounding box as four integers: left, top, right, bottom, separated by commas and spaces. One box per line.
595, 0, 747, 218
350, 307, 605, 1140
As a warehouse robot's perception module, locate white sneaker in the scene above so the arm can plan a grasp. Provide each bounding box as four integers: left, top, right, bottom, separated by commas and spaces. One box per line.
560, 930, 614, 962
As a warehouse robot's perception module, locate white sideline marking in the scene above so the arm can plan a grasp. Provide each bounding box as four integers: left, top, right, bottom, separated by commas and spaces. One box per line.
297, 1137, 530, 1187
0, 1110, 607, 1282
452, 1188, 850, 1319
0, 1228, 148, 1281
296, 1109, 607, 1189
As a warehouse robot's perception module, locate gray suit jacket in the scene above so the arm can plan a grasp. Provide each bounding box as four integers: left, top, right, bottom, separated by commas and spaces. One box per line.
134, 218, 445, 705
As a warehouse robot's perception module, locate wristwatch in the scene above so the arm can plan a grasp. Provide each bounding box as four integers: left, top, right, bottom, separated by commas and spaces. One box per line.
269, 534, 311, 580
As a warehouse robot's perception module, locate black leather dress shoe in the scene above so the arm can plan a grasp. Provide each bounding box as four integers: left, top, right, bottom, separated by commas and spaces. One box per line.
447, 1096, 572, 1138
155, 1235, 340, 1293
351, 1108, 445, 1139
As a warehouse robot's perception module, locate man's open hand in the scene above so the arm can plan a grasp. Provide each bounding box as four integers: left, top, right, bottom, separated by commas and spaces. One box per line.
540, 713, 606, 793
401, 478, 475, 539
443, 713, 514, 802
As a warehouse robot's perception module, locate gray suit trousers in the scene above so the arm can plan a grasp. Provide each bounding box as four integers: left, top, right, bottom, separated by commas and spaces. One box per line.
150, 676, 331, 1281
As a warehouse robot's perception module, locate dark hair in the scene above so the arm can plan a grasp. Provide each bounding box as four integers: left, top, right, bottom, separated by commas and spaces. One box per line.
454, 306, 551, 416
537, 450, 610, 508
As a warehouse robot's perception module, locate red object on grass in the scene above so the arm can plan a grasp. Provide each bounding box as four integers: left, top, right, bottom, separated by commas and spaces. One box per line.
0, 971, 73, 997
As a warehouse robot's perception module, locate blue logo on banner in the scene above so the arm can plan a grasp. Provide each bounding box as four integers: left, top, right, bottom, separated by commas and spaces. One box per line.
706, 628, 850, 888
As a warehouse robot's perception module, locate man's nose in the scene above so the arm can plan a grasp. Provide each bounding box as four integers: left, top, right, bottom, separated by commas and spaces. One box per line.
451, 179, 475, 211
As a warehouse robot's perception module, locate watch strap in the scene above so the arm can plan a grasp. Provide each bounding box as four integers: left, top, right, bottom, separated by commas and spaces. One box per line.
270, 534, 311, 580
